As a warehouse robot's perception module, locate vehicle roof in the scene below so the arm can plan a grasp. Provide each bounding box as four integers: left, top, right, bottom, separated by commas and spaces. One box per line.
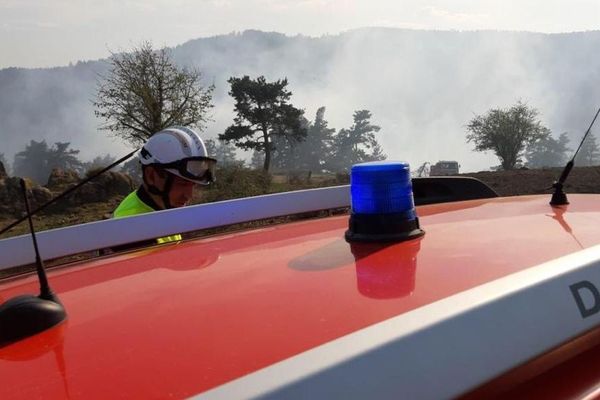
1, 194, 600, 399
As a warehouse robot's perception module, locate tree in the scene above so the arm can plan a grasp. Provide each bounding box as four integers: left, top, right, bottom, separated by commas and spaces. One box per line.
219, 76, 306, 171
13, 140, 82, 183
329, 110, 386, 171
270, 116, 310, 171
94, 41, 214, 146
204, 138, 217, 158
13, 140, 48, 182
90, 154, 117, 169
466, 101, 551, 170
249, 150, 264, 169
367, 142, 387, 162
82, 154, 117, 173
525, 132, 571, 168
298, 106, 336, 172
575, 133, 600, 166
120, 157, 142, 185
271, 106, 338, 172
47, 142, 83, 172
205, 138, 240, 167
0, 153, 9, 176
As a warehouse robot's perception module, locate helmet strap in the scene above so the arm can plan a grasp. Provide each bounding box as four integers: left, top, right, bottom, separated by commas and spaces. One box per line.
160, 173, 175, 209
142, 166, 175, 209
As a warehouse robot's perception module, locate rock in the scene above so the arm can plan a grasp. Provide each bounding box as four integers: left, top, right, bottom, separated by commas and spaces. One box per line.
66, 171, 134, 205
46, 168, 80, 191
0, 177, 53, 217
100, 171, 134, 196
0, 168, 134, 220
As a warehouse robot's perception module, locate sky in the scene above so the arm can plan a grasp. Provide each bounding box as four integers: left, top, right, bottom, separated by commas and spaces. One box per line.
1, 0, 599, 69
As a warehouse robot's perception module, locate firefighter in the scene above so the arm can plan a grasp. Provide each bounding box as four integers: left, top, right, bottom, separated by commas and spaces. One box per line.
113, 126, 216, 243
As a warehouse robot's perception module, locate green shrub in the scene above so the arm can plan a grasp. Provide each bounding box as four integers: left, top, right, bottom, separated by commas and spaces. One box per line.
196, 165, 272, 204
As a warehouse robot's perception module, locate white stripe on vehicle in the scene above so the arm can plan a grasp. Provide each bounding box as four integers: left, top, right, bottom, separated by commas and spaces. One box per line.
192, 245, 600, 400
0, 185, 350, 270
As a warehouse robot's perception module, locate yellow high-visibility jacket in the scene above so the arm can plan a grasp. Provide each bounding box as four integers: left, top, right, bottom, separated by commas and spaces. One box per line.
113, 188, 182, 244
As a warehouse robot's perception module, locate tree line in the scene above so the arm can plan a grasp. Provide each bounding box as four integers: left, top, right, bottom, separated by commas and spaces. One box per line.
93, 42, 596, 175
94, 42, 385, 174
0, 100, 385, 184
0, 141, 117, 184
1, 102, 386, 184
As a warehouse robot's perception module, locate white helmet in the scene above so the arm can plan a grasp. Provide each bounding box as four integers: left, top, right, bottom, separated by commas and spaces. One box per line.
139, 126, 216, 185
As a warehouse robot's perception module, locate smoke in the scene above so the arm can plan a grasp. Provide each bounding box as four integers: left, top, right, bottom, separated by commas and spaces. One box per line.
2, 28, 600, 173
289, 29, 598, 171
0, 62, 132, 166
174, 28, 600, 171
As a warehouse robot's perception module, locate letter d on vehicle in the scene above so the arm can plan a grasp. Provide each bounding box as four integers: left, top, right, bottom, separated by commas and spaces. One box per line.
570, 280, 600, 318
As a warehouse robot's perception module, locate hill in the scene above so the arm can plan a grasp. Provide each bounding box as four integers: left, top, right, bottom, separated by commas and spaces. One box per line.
2, 29, 600, 172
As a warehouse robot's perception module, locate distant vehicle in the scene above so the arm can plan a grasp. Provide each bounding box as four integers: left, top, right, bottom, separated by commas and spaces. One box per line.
430, 160, 460, 176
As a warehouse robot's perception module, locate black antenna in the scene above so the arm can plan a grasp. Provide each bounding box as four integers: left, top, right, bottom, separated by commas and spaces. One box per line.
0, 149, 138, 236
21, 179, 56, 302
0, 180, 67, 345
550, 107, 600, 206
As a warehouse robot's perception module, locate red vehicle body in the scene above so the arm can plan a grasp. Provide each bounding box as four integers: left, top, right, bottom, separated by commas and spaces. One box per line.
1, 177, 600, 399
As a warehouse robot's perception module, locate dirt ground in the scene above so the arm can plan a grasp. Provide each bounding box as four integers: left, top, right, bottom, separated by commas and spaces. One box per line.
462, 166, 600, 197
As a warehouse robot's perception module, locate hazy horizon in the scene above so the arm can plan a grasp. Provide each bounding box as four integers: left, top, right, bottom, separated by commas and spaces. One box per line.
1, 0, 599, 69
1, 1, 599, 174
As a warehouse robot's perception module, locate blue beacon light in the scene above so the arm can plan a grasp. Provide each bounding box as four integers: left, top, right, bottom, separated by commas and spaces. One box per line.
345, 161, 425, 242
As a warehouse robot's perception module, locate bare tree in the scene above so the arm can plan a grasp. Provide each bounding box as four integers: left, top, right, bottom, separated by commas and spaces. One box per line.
94, 42, 214, 146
